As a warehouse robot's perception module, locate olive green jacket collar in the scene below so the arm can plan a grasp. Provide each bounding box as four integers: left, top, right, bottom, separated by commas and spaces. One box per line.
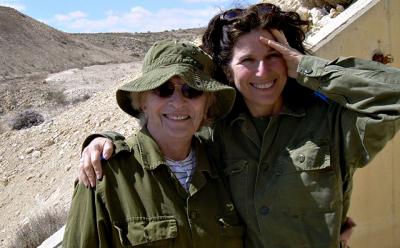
127, 127, 219, 179
228, 96, 306, 126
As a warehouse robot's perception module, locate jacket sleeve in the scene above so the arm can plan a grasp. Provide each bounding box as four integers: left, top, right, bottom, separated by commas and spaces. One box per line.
63, 182, 111, 247
296, 55, 400, 168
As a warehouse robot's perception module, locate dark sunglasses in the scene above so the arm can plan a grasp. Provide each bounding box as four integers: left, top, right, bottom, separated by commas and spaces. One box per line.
152, 81, 204, 99
220, 3, 277, 21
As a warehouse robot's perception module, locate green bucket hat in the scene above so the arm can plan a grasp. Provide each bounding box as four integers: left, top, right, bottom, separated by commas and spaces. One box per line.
116, 40, 235, 120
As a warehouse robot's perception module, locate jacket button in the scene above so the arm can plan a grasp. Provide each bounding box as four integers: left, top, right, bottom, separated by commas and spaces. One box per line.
298, 154, 305, 163
226, 203, 235, 211
260, 206, 270, 215
190, 211, 198, 219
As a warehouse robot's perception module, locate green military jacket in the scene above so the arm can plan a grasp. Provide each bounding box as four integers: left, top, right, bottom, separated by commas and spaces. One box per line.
211, 56, 400, 247
63, 129, 244, 247
85, 56, 400, 247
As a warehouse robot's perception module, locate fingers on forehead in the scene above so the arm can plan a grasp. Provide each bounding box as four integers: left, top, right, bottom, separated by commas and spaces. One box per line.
270, 29, 287, 42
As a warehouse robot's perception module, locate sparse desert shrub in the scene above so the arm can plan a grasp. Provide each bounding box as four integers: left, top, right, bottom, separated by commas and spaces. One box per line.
11, 110, 44, 130
131, 52, 140, 57
44, 90, 67, 105
8, 208, 68, 248
71, 93, 91, 104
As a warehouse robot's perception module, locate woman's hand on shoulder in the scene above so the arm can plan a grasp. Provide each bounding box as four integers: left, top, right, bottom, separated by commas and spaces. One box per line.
79, 137, 114, 188
260, 29, 303, 79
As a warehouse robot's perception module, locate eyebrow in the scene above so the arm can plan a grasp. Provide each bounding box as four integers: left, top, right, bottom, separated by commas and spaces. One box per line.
236, 46, 278, 59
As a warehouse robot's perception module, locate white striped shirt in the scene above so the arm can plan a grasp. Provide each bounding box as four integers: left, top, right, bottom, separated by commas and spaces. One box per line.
165, 149, 196, 192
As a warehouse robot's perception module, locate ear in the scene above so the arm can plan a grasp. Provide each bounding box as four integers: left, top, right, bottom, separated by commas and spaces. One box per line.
140, 102, 147, 112
137, 92, 148, 113
223, 66, 235, 86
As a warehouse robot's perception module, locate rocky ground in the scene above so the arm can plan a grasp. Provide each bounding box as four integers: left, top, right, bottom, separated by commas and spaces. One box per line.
0, 1, 353, 246
0, 62, 143, 247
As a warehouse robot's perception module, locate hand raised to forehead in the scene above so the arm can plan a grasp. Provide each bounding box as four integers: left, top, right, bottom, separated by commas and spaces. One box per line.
260, 29, 303, 79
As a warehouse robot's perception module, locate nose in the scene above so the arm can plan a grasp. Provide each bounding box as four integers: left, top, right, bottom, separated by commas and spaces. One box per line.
168, 86, 186, 107
255, 60, 269, 77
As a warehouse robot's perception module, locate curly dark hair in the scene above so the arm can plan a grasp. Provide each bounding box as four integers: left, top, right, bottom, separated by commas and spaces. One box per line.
201, 3, 314, 105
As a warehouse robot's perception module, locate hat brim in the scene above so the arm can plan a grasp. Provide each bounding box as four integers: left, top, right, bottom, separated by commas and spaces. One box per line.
116, 63, 235, 120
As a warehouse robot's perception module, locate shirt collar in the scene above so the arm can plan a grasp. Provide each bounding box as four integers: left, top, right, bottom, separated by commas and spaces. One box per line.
131, 127, 219, 178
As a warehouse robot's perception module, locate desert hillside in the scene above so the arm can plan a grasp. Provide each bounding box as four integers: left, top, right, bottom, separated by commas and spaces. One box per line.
0, 7, 135, 79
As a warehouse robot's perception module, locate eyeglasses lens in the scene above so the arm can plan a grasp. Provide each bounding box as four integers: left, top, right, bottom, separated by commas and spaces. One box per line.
255, 4, 274, 15
221, 9, 243, 21
153, 82, 174, 97
181, 84, 203, 98
221, 4, 275, 21
153, 82, 203, 99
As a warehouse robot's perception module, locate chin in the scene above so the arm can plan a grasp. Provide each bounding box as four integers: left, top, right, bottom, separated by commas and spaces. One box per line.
167, 130, 192, 139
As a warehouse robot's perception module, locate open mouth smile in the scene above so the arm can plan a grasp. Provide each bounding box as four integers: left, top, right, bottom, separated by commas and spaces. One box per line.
164, 114, 190, 120
250, 80, 275, 89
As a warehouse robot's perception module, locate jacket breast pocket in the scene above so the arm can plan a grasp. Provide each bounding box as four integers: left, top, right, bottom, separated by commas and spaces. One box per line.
113, 216, 177, 247
288, 140, 331, 172
277, 140, 339, 213
280, 141, 332, 174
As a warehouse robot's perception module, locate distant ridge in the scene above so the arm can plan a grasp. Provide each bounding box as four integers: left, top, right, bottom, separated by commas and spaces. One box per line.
0, 6, 133, 79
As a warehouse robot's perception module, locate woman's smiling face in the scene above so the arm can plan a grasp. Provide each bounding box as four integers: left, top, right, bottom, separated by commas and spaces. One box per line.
229, 28, 288, 117
141, 76, 209, 143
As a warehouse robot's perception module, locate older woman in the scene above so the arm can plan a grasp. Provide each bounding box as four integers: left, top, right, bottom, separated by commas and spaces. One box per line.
63, 40, 243, 247
78, 3, 400, 248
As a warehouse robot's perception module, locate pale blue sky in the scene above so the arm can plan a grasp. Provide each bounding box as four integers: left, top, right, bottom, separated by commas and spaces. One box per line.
0, 0, 259, 33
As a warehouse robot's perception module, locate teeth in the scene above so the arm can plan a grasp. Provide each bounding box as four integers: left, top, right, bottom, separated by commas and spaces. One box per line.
252, 82, 274, 89
166, 114, 189, 120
